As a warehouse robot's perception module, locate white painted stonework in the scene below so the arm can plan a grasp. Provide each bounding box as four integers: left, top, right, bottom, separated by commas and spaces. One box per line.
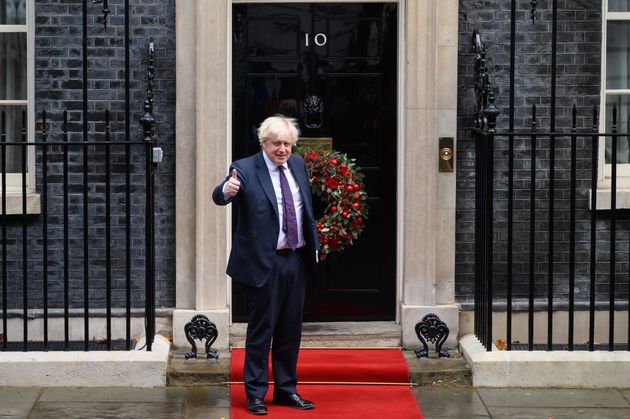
0, 335, 170, 387
459, 334, 630, 388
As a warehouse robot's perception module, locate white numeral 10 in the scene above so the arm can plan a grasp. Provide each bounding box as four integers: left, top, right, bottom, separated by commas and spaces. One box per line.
305, 33, 327, 47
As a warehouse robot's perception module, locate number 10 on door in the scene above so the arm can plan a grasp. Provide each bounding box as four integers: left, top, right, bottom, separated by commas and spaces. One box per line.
305, 33, 327, 47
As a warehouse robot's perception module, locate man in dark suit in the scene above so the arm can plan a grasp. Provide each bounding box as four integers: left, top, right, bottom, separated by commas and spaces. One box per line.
213, 115, 320, 415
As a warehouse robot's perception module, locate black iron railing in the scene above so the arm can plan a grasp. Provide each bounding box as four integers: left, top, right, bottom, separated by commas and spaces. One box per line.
472, 0, 630, 352
0, 106, 156, 352
0, 1, 157, 352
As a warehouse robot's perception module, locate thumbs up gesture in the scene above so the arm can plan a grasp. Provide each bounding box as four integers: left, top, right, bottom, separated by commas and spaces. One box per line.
224, 168, 241, 197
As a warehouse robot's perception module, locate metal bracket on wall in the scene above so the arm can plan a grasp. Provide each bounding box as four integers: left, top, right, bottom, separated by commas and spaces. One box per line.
530, 0, 537, 24
184, 314, 219, 359
91, 0, 110, 29
415, 313, 450, 358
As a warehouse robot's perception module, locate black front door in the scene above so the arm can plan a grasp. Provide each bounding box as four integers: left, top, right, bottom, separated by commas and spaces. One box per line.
232, 3, 397, 321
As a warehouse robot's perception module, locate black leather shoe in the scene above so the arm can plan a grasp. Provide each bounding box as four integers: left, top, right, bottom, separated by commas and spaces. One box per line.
247, 397, 268, 415
273, 393, 315, 410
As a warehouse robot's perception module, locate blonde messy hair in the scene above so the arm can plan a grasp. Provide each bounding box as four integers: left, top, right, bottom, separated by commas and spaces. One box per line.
257, 115, 300, 146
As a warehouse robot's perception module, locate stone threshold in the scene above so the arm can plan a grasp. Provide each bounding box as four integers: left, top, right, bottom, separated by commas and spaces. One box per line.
229, 321, 402, 348
460, 334, 630, 388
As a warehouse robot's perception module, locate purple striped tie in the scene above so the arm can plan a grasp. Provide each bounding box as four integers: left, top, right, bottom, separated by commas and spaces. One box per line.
278, 165, 299, 250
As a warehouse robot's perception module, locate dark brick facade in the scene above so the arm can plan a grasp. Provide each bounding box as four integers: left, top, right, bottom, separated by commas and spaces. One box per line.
456, 0, 630, 307
2, 0, 175, 309
4, 0, 622, 314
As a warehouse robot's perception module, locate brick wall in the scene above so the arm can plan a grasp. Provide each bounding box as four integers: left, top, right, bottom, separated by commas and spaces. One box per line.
455, 0, 630, 306
2, 0, 175, 310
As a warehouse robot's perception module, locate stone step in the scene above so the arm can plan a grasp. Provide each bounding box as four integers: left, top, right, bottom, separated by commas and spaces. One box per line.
167, 321, 471, 387
405, 351, 473, 387
168, 351, 231, 387
229, 321, 402, 348
167, 349, 471, 387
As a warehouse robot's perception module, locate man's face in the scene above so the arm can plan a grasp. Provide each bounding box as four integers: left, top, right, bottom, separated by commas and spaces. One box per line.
261, 132, 293, 166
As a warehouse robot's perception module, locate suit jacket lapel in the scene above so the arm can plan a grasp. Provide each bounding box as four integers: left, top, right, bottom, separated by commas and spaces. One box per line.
255, 151, 279, 221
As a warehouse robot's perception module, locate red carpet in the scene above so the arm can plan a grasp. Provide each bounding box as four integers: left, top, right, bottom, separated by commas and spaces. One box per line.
230, 348, 424, 418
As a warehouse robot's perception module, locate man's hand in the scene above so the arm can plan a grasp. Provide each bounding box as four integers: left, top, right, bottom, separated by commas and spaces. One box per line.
224, 169, 241, 197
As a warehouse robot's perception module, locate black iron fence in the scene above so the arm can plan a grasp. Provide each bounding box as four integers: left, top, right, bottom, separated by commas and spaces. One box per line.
0, 1, 158, 352
472, 0, 630, 352
0, 106, 156, 352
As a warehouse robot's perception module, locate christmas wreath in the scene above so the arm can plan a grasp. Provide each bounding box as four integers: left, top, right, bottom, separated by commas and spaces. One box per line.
295, 146, 368, 260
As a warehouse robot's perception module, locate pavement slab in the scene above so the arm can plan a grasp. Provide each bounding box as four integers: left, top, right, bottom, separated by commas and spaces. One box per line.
0, 388, 41, 418
28, 401, 184, 419
39, 386, 187, 403
478, 388, 630, 408
185, 385, 230, 408
486, 407, 630, 419
184, 406, 230, 419
413, 386, 490, 418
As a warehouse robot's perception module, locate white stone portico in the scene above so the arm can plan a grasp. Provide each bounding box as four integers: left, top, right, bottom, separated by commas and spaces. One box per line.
173, 0, 460, 350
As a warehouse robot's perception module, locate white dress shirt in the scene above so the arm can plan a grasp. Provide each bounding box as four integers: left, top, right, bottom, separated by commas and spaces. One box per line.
261, 151, 306, 250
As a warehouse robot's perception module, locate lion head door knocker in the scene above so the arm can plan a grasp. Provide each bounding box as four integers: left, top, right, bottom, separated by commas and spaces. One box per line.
303, 95, 324, 129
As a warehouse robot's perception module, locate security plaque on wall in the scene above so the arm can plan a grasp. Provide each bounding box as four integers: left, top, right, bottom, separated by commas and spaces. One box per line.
297, 137, 333, 153
439, 137, 454, 173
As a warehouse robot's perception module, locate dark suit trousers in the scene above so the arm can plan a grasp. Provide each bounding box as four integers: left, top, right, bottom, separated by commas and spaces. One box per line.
243, 248, 306, 399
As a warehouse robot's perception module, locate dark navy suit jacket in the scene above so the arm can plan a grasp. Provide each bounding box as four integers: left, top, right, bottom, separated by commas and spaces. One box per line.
212, 151, 320, 287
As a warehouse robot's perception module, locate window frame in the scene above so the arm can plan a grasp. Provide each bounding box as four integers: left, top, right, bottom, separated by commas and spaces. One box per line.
600, 0, 630, 182
0, 0, 35, 194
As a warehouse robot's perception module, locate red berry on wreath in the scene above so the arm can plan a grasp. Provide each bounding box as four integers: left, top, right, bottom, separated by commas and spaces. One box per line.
352, 202, 360, 209
357, 216, 363, 224
331, 159, 338, 166
331, 205, 337, 212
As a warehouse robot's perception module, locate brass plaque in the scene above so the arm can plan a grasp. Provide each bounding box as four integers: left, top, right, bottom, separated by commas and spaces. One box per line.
439, 137, 454, 173
297, 137, 333, 153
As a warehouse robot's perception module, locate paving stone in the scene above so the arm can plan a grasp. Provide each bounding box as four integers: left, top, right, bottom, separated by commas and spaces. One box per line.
185, 386, 230, 408
413, 386, 490, 418
478, 388, 630, 408
184, 406, 230, 419
486, 407, 630, 419
0, 388, 41, 418
39, 387, 187, 403
29, 401, 184, 419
